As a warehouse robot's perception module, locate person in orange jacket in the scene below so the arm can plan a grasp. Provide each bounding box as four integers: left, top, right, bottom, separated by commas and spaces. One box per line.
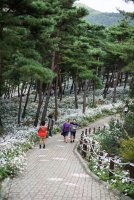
37, 121, 47, 149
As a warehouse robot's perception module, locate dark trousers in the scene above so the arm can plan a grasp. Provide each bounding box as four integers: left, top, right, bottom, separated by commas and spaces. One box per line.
49, 129, 53, 137
71, 131, 76, 139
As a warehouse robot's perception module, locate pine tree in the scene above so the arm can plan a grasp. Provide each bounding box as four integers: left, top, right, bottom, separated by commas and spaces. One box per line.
102, 20, 134, 101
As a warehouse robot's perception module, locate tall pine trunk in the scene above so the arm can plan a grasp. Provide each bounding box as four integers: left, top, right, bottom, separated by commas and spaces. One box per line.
58, 72, 63, 101
41, 50, 56, 122
34, 82, 43, 127
41, 83, 52, 121
62, 80, 66, 95
103, 72, 113, 98
17, 85, 20, 97
70, 81, 74, 94
124, 73, 128, 89
0, 116, 3, 127
0, 27, 4, 97
119, 72, 123, 86
112, 72, 118, 103
34, 90, 38, 102
77, 82, 82, 94
22, 81, 32, 119
92, 81, 96, 107
74, 80, 78, 109
18, 82, 25, 125
54, 76, 58, 121
0, 56, 3, 97
103, 72, 109, 98
83, 80, 88, 114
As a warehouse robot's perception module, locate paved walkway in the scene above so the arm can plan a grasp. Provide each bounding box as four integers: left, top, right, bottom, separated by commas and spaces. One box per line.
6, 116, 120, 200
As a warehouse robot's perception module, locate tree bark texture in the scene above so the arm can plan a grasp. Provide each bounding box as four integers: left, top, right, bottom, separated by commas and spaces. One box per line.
34, 82, 43, 127
22, 81, 32, 119
74, 80, 78, 109
18, 82, 25, 125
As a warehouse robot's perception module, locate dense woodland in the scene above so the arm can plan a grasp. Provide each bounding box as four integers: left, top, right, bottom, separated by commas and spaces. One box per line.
0, 0, 134, 128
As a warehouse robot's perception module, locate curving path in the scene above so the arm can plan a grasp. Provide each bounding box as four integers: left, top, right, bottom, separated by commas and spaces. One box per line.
5, 115, 120, 200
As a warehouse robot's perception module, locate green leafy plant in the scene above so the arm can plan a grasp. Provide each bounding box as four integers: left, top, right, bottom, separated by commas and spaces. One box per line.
79, 119, 89, 127
53, 126, 61, 135
120, 137, 134, 162
110, 178, 134, 198
123, 102, 134, 137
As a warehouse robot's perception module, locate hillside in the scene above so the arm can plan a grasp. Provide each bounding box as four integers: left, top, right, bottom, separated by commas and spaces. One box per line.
86, 12, 123, 27
75, 3, 123, 26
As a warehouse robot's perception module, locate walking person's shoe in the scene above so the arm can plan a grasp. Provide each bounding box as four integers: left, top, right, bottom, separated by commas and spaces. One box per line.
39, 144, 41, 149
43, 144, 45, 149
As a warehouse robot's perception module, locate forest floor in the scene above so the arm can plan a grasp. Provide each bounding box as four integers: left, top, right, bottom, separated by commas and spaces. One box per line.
4, 115, 121, 200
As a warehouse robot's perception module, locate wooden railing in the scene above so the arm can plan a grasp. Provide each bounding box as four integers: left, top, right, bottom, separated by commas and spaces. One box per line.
79, 125, 134, 183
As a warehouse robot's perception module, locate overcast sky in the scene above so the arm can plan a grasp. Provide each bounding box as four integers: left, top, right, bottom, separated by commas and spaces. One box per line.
77, 0, 134, 13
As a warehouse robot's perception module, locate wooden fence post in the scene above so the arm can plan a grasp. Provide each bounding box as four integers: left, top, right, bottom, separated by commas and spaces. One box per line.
129, 162, 134, 182
82, 139, 87, 159
89, 141, 95, 160
85, 129, 87, 136
109, 154, 115, 177
80, 131, 84, 145
93, 127, 95, 134
88, 128, 91, 135
79, 131, 84, 155
98, 151, 103, 169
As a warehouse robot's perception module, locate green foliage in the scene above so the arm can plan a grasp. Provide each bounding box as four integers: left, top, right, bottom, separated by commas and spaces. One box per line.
53, 126, 61, 135
88, 159, 109, 181
110, 179, 134, 198
88, 156, 134, 198
123, 103, 134, 137
20, 64, 55, 82
98, 119, 127, 155
0, 127, 4, 137
28, 132, 39, 144
101, 109, 114, 115
79, 119, 90, 127
100, 132, 119, 154
0, 167, 11, 181
79, 70, 93, 79
130, 77, 134, 98
93, 76, 103, 90
86, 113, 134, 197
120, 137, 134, 161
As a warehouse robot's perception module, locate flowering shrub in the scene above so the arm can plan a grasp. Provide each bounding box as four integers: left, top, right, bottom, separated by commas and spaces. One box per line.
0, 132, 38, 181
110, 178, 134, 198
87, 149, 134, 198
93, 119, 127, 155
80, 118, 134, 198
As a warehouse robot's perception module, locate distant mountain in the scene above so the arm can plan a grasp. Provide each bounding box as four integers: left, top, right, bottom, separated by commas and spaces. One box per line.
74, 3, 123, 26
86, 12, 123, 27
